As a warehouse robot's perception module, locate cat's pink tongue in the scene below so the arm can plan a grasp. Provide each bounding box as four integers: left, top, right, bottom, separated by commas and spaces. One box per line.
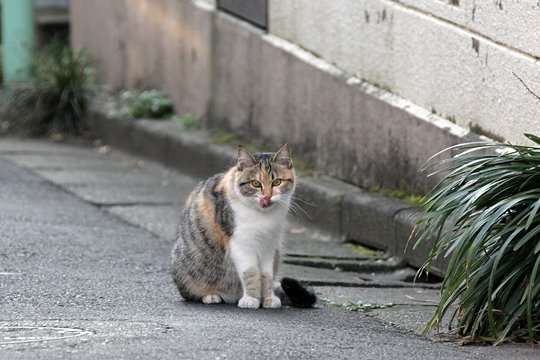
260, 196, 272, 208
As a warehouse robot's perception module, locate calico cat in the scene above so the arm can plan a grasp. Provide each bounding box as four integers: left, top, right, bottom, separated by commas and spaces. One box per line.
171, 144, 316, 309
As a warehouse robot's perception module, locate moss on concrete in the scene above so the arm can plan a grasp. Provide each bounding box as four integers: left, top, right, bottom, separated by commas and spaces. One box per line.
469, 122, 505, 142
369, 186, 425, 206
344, 243, 384, 258
210, 129, 241, 145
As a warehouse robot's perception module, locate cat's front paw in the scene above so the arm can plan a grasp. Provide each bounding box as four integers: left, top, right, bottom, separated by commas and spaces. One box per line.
263, 295, 281, 309
238, 295, 260, 309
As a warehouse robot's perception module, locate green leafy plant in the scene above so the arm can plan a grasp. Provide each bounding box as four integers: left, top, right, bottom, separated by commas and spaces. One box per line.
111, 89, 174, 120
171, 113, 200, 130
413, 133, 540, 343
3, 43, 95, 135
180, 113, 200, 130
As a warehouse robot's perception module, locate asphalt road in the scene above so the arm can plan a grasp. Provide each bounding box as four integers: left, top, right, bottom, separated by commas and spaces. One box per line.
0, 150, 537, 359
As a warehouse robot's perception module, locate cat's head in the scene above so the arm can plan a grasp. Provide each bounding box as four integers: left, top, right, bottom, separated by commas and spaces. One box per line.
234, 144, 296, 211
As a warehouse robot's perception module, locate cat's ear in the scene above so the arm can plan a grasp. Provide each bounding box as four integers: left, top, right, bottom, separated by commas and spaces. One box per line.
237, 145, 257, 171
272, 144, 293, 169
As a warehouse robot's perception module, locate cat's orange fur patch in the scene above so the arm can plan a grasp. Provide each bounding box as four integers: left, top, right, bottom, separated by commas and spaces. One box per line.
197, 191, 230, 248
215, 173, 227, 193
187, 280, 220, 299
260, 165, 274, 198
222, 168, 238, 201
185, 194, 193, 207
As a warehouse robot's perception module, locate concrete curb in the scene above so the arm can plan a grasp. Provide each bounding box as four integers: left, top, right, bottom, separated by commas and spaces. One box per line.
88, 102, 447, 277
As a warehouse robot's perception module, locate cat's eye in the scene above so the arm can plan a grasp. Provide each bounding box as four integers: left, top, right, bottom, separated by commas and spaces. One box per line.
250, 180, 262, 188
272, 179, 282, 187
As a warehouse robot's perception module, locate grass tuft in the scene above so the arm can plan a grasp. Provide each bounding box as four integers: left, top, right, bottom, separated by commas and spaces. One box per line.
3, 43, 96, 135
413, 133, 540, 343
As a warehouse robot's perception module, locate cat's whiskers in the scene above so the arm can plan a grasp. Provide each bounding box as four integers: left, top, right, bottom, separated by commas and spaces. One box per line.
289, 202, 311, 220
275, 197, 311, 221
289, 195, 317, 207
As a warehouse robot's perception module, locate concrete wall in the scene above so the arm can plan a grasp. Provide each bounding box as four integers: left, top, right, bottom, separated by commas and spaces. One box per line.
70, 0, 503, 193
208, 14, 478, 192
70, 0, 213, 119
270, 0, 540, 145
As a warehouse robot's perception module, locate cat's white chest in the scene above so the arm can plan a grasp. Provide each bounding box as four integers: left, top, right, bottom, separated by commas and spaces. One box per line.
230, 202, 287, 249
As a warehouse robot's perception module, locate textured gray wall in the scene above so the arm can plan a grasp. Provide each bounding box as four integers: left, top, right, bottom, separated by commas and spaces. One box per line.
70, 0, 213, 120
270, 0, 540, 146
70, 0, 480, 193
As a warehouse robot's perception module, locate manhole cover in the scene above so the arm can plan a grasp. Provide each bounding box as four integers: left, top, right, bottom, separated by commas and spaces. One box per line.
0, 326, 92, 345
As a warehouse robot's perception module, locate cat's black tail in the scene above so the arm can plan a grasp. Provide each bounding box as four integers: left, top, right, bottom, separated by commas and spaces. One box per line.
280, 277, 317, 308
